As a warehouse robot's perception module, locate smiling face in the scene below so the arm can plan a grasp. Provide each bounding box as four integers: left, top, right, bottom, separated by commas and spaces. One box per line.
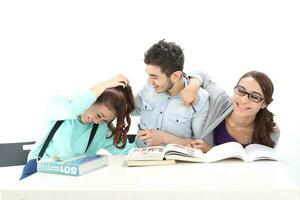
80, 103, 116, 125
146, 64, 174, 93
232, 76, 266, 118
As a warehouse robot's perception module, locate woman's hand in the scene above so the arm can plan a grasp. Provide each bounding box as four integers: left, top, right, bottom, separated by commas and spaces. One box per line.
189, 140, 211, 153
103, 74, 129, 89
181, 78, 200, 106
91, 74, 129, 97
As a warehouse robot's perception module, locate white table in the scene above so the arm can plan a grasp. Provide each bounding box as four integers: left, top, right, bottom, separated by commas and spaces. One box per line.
1, 156, 299, 200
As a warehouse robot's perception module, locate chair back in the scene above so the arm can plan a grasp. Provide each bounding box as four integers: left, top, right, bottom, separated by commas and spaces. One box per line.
0, 141, 35, 167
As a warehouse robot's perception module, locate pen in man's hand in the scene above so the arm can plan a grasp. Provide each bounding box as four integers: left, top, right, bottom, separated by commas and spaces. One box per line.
137, 123, 145, 131
137, 123, 147, 145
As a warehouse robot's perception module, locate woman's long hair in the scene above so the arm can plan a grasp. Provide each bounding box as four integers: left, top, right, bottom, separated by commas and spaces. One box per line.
95, 85, 135, 148
238, 71, 276, 147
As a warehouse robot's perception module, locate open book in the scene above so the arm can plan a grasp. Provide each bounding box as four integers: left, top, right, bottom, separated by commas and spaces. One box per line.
126, 142, 279, 166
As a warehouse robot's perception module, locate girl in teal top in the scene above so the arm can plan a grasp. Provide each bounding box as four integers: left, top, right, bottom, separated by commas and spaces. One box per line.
20, 75, 136, 179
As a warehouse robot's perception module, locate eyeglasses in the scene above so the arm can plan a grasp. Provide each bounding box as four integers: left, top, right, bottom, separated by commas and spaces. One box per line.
234, 86, 264, 103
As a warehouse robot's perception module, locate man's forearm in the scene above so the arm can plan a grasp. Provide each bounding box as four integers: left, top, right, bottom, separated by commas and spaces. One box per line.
162, 132, 193, 146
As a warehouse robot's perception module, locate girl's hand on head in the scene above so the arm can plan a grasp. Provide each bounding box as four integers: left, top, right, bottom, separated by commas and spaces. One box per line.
105, 74, 130, 88
91, 74, 130, 97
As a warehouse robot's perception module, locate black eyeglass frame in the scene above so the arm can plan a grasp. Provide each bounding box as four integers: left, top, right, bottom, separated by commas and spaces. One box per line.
234, 86, 264, 103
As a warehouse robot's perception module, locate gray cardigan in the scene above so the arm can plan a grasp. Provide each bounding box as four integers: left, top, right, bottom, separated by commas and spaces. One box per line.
197, 71, 280, 147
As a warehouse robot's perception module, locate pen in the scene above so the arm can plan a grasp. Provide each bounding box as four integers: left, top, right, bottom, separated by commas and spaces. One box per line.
192, 105, 197, 113
137, 123, 147, 145
137, 123, 145, 131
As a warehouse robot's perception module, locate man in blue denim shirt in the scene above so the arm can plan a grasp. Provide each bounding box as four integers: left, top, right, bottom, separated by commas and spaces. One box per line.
133, 40, 209, 147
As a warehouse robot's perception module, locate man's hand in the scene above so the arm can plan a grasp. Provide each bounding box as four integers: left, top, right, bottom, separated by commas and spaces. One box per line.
189, 140, 211, 153
137, 129, 165, 146
181, 77, 200, 106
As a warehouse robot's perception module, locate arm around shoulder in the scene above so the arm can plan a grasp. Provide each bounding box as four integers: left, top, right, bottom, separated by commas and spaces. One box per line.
192, 89, 210, 139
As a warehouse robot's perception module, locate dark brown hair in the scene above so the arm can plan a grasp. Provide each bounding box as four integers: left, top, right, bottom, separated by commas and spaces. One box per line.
144, 39, 184, 77
95, 85, 135, 148
238, 71, 276, 147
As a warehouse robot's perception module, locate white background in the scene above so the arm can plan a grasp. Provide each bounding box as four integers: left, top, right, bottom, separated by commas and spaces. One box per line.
1, 0, 299, 188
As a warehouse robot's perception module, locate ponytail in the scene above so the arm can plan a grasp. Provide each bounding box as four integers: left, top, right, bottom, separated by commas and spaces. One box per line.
252, 108, 276, 147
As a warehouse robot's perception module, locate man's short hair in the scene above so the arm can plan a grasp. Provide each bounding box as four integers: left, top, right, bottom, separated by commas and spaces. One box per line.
144, 39, 184, 77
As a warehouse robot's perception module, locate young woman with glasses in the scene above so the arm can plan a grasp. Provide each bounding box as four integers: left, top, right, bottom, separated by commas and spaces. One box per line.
189, 71, 279, 152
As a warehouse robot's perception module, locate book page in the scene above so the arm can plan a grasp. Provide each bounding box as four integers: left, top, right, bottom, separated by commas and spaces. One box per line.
127, 159, 176, 167
206, 142, 247, 162
126, 146, 166, 161
164, 144, 203, 158
245, 144, 279, 161
165, 154, 206, 162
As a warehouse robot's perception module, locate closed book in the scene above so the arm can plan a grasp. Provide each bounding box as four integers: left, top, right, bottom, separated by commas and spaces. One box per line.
37, 154, 108, 176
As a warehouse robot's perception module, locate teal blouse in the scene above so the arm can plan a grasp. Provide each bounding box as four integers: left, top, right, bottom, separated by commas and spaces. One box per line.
27, 91, 135, 161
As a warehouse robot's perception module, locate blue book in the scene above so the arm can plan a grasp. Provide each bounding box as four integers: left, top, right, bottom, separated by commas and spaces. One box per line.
37, 154, 108, 176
